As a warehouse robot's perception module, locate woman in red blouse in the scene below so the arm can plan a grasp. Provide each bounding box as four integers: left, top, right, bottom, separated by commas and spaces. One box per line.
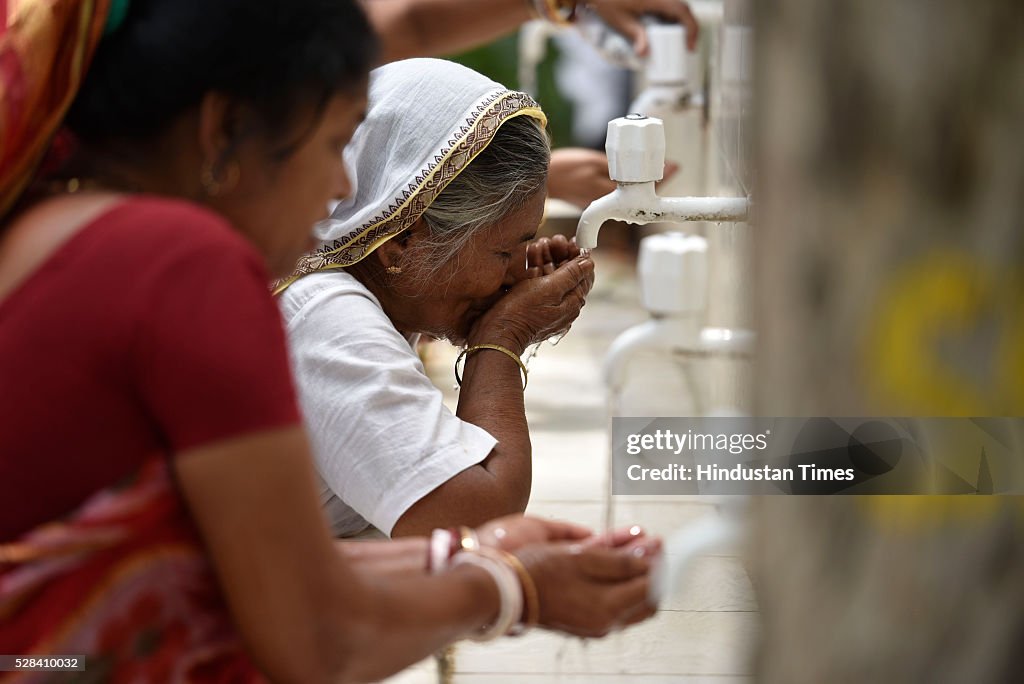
0, 1, 659, 681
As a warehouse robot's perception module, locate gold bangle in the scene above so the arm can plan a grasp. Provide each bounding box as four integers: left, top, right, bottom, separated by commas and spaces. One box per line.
455, 344, 528, 390
458, 526, 480, 552
451, 549, 522, 641
497, 550, 540, 633
529, 0, 577, 25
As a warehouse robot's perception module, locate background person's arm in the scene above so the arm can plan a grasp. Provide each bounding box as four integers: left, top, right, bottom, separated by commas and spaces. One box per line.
547, 148, 617, 208
361, 0, 699, 64
547, 150, 681, 208
361, 0, 533, 63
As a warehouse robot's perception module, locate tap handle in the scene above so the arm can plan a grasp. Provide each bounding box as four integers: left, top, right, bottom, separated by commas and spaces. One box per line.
605, 114, 666, 183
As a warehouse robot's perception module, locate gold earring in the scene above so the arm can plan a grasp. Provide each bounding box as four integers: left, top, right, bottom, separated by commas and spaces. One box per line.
200, 158, 241, 197
386, 265, 403, 275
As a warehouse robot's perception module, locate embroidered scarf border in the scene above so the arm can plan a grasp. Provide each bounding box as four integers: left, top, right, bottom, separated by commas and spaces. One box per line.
274, 90, 545, 294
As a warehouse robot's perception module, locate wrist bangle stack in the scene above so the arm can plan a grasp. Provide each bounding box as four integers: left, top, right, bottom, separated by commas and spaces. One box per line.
497, 550, 541, 635
428, 528, 457, 574
455, 344, 528, 390
451, 548, 523, 642
457, 526, 481, 552
528, 0, 579, 25
426, 527, 483, 573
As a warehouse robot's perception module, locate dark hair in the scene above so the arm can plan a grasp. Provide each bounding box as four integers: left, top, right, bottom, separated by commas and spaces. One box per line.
67, 0, 377, 151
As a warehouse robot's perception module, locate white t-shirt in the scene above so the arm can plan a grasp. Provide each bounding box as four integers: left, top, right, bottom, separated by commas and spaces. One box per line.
279, 270, 497, 537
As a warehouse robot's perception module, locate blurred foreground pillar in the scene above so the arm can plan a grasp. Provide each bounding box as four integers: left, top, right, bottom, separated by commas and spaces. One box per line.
751, 1, 1024, 681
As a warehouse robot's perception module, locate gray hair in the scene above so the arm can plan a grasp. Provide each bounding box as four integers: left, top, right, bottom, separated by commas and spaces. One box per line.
409, 114, 550, 277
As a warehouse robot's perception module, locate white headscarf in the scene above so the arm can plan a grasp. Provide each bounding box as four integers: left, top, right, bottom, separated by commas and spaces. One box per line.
278, 58, 547, 290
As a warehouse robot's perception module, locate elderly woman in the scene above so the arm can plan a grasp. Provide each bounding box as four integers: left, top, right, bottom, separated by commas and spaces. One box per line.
276, 58, 592, 539
1, 2, 658, 680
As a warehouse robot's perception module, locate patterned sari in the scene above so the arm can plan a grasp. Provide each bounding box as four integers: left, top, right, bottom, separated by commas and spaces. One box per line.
0, 0, 110, 216
1, 3, 268, 680
0, 459, 264, 683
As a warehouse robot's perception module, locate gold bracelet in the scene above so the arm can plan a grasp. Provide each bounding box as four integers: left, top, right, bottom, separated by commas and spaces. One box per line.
529, 0, 578, 25
458, 526, 481, 552
455, 343, 528, 390
497, 549, 541, 634
451, 549, 522, 641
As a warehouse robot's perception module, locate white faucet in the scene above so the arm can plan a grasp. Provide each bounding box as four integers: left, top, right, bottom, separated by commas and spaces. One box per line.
575, 115, 750, 249
603, 232, 707, 402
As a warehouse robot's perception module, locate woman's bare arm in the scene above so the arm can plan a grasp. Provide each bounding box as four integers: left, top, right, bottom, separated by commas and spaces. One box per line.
391, 341, 534, 537
361, 0, 699, 64
391, 257, 594, 537
361, 0, 532, 63
179, 431, 657, 680
175, 426, 498, 683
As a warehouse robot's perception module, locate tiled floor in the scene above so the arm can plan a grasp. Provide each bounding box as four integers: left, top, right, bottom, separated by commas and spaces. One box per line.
385, 248, 758, 683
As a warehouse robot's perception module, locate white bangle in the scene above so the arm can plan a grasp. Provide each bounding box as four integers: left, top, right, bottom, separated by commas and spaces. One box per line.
430, 528, 454, 574
451, 549, 523, 641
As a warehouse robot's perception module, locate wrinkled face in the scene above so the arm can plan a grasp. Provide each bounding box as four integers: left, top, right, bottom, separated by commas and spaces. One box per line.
216, 92, 367, 277
402, 190, 546, 344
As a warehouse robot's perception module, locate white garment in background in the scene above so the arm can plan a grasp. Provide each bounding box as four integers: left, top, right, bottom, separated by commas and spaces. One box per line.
279, 270, 497, 538
554, 30, 631, 149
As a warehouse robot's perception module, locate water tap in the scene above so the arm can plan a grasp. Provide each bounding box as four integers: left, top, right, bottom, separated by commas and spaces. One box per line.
575, 115, 749, 249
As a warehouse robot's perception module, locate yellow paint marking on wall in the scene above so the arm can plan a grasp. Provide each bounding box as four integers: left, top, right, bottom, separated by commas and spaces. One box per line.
859, 495, 1024, 533
864, 249, 1024, 415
